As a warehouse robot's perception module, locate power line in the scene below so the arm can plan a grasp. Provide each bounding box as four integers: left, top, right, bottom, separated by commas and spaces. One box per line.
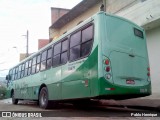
0, 69, 9, 71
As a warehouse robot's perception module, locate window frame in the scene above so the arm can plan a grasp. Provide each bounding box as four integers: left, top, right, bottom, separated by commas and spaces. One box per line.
28, 59, 32, 76
52, 38, 68, 68
21, 63, 25, 78
134, 28, 144, 39
24, 61, 29, 77
40, 50, 47, 71
31, 56, 37, 75
69, 23, 94, 62
36, 54, 41, 73
8, 22, 93, 77
46, 47, 52, 69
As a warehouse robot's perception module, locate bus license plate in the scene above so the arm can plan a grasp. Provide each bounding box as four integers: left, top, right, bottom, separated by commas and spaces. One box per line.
126, 80, 135, 84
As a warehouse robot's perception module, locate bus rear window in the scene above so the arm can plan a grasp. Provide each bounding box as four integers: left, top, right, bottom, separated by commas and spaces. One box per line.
134, 28, 143, 38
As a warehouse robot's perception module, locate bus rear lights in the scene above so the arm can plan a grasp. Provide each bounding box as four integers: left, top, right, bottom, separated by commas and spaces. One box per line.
147, 77, 151, 81
147, 72, 150, 77
105, 66, 110, 72
105, 88, 115, 91
104, 59, 109, 65
85, 80, 88, 87
147, 67, 150, 77
106, 73, 111, 79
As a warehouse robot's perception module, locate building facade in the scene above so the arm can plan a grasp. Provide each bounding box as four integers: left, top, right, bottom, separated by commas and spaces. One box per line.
49, 0, 160, 98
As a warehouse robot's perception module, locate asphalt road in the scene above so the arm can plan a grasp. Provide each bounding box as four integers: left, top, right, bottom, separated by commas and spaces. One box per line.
0, 99, 159, 120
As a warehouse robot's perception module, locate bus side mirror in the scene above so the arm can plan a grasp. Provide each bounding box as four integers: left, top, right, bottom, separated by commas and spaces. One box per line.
6, 75, 11, 80
6, 75, 8, 80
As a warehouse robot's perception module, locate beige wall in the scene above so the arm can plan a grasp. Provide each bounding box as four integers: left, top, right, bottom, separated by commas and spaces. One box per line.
50, 2, 101, 40
59, 2, 101, 37
49, 0, 136, 40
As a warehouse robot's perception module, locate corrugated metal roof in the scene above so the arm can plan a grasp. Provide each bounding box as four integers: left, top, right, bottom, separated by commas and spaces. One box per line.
50, 0, 101, 29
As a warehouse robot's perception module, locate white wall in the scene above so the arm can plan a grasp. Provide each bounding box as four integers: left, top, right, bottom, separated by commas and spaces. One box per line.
117, 0, 160, 27
146, 27, 160, 97
116, 0, 160, 98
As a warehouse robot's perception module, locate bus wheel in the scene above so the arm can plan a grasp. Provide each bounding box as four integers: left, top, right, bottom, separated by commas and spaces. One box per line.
11, 91, 18, 105
39, 87, 50, 109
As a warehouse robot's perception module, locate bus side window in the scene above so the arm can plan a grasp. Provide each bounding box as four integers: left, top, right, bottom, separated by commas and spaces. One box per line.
24, 61, 29, 77
53, 42, 61, 67
69, 31, 81, 61
46, 48, 52, 69
21, 63, 25, 78
41, 50, 47, 70
36, 54, 41, 73
12, 68, 15, 80
61, 39, 68, 64
8, 69, 12, 81
81, 25, 93, 57
31, 56, 37, 74
18, 65, 22, 79
28, 60, 32, 75
15, 67, 18, 80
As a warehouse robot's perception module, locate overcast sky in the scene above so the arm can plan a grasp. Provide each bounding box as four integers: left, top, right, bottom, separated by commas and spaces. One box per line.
0, 0, 82, 77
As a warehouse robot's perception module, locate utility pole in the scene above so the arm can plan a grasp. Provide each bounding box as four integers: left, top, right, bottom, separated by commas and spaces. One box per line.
22, 30, 29, 57
26, 30, 29, 57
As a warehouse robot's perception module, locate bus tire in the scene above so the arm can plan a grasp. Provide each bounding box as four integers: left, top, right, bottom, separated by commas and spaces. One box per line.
11, 91, 18, 105
39, 87, 50, 109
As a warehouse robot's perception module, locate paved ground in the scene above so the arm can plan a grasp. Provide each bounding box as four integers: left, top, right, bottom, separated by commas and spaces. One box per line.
0, 98, 159, 120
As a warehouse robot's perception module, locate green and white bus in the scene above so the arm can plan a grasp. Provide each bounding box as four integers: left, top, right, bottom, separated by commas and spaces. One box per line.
6, 12, 151, 109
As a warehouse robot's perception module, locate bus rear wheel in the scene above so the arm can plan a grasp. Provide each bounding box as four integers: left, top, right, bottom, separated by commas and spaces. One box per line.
11, 91, 18, 105
39, 87, 51, 109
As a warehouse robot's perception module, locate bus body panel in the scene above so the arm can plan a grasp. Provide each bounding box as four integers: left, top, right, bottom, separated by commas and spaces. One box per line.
98, 13, 151, 97
61, 41, 99, 99
6, 12, 151, 103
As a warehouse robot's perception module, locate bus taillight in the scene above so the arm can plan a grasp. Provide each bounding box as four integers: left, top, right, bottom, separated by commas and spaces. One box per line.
106, 73, 111, 79
104, 59, 109, 65
147, 67, 150, 77
104, 57, 112, 80
105, 66, 110, 72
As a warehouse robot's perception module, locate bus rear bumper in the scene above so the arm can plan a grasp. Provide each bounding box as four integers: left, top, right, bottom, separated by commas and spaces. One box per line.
97, 77, 152, 100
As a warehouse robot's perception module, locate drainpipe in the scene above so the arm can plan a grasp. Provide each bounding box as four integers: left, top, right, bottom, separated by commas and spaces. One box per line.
103, 0, 106, 12
100, 0, 107, 12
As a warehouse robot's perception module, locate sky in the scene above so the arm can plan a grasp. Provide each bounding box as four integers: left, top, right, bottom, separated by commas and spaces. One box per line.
0, 0, 82, 77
